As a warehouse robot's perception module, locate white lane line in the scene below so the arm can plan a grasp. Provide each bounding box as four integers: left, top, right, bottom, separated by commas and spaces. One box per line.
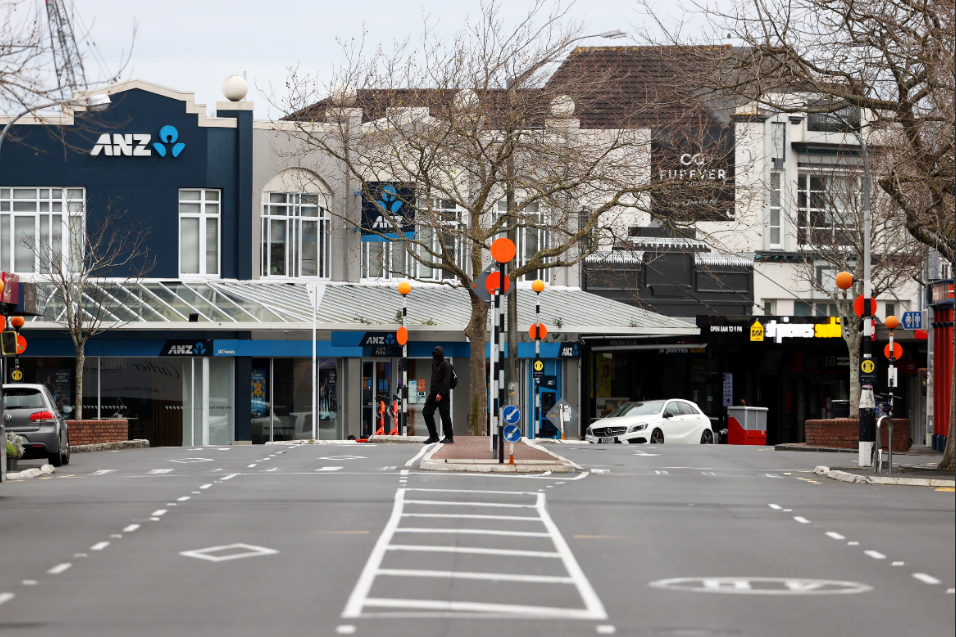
148, 469, 173, 474
597, 627, 617, 635
22, 581, 36, 586
248, 464, 257, 468
409, 488, 543, 496
48, 563, 71, 574
400, 469, 410, 476
386, 545, 559, 559
892, 561, 904, 566
864, 550, 886, 560
848, 541, 859, 546
793, 516, 811, 524
395, 528, 549, 538
403, 499, 535, 509
783, 509, 792, 512
826, 532, 845, 540
336, 627, 356, 635
220, 474, 238, 481
317, 467, 344, 472
376, 568, 574, 584
405, 444, 435, 467
913, 573, 941, 585
200, 484, 212, 489
266, 467, 279, 472
947, 588, 955, 594
177, 496, 190, 502
110, 534, 122, 538
768, 504, 782, 510
152, 509, 167, 517
359, 597, 600, 619
90, 541, 110, 551
401, 513, 542, 522
123, 524, 140, 533
91, 469, 116, 475
0, 593, 13, 605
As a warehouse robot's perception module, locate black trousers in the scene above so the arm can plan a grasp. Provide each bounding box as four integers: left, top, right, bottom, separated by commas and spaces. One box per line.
422, 393, 453, 439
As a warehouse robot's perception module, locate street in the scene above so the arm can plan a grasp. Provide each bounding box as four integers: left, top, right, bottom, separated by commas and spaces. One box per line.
0, 443, 952, 637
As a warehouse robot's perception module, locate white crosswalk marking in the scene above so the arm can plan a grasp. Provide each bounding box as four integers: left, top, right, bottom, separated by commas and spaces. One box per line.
341, 488, 607, 620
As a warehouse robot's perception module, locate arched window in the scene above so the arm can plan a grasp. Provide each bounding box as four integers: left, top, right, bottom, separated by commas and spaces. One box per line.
261, 169, 331, 278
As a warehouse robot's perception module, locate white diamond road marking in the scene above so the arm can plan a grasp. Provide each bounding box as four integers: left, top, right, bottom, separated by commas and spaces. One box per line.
180, 543, 279, 563
148, 469, 173, 474
341, 488, 607, 620
170, 458, 214, 464
318, 455, 367, 460
0, 593, 14, 605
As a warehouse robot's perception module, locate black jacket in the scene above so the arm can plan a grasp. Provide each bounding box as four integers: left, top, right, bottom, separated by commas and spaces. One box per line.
430, 346, 452, 396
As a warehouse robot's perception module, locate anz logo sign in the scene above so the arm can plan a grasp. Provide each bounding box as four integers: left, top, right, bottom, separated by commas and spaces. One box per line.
161, 339, 211, 357
90, 125, 186, 158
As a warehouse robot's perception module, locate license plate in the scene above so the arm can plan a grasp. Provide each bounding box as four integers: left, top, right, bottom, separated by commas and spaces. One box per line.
598, 437, 615, 444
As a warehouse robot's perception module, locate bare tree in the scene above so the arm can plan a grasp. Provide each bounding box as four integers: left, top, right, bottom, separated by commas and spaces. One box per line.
276, 1, 738, 435
27, 203, 154, 420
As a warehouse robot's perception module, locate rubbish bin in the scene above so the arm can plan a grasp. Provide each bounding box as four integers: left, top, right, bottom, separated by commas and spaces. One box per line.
831, 400, 850, 418
726, 406, 768, 445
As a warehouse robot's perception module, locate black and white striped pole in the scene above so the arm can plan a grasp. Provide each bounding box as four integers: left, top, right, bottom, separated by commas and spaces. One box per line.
490, 238, 515, 460
531, 279, 546, 439
397, 281, 411, 436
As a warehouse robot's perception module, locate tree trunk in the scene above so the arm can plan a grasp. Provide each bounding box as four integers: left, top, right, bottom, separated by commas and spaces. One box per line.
74, 347, 85, 421
843, 319, 862, 417
464, 294, 489, 436
939, 336, 955, 471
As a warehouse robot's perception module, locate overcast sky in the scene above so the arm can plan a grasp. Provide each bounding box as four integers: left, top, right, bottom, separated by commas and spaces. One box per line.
71, 0, 656, 120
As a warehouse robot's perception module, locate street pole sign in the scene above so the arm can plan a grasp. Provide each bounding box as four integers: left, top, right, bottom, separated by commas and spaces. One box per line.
901, 311, 922, 330
546, 398, 578, 440
503, 422, 521, 466
502, 405, 521, 426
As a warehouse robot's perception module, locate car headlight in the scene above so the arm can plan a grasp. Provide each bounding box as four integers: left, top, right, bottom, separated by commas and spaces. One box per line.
628, 423, 647, 433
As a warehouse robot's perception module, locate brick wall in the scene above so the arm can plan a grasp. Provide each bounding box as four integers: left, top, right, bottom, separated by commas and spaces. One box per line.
66, 420, 129, 446
805, 418, 909, 452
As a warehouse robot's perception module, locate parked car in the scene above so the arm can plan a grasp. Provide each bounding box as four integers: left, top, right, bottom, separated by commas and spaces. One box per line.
585, 399, 714, 445
3, 384, 70, 466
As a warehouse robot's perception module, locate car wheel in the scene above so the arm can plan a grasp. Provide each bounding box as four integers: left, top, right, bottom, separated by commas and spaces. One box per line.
700, 429, 714, 444
650, 428, 664, 444
62, 437, 70, 465
48, 446, 63, 467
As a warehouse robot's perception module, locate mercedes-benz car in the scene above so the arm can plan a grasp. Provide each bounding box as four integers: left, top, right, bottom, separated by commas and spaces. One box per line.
3, 384, 71, 466
585, 399, 714, 445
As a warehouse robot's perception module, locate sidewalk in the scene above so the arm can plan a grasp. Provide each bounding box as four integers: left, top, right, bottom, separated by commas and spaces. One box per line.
420, 436, 580, 473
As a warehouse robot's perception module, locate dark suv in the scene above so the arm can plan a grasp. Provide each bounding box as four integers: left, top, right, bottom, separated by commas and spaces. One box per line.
4, 384, 70, 466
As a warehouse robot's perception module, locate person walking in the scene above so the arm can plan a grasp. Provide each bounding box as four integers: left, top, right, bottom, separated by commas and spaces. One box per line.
422, 346, 453, 444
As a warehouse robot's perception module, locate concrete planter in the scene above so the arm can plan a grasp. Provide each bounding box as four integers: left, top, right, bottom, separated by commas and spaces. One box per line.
805, 417, 909, 452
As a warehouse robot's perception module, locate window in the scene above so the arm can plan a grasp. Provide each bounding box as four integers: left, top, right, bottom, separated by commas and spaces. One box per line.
678, 401, 699, 416
795, 300, 837, 317
769, 172, 783, 248
361, 198, 462, 281
885, 303, 895, 319
179, 189, 220, 277
497, 200, 548, 281
771, 122, 786, 169
261, 193, 331, 278
664, 402, 681, 418
0, 188, 84, 274
797, 174, 856, 246
763, 300, 774, 316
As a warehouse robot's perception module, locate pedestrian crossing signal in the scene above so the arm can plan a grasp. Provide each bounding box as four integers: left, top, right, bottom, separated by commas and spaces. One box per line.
1, 330, 16, 356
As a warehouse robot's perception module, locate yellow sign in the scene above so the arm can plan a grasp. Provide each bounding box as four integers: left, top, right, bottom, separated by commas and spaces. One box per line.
861, 359, 876, 374
533, 360, 544, 372
10, 369, 22, 381
750, 320, 764, 342
814, 317, 842, 338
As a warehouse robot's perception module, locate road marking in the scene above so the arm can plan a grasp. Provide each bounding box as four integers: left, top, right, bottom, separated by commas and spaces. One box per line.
0, 593, 13, 605
912, 573, 941, 585
336, 627, 356, 635
592, 469, 609, 474
317, 531, 370, 535
574, 535, 625, 539
793, 517, 810, 524
947, 588, 955, 594
152, 509, 167, 517
376, 568, 574, 584
654, 470, 668, 475
782, 509, 792, 512
935, 487, 955, 492
396, 528, 549, 538
826, 532, 845, 540
848, 541, 859, 546
318, 455, 366, 460
110, 534, 122, 538
632, 450, 660, 457
248, 464, 257, 468
402, 512, 540, 522
386, 545, 560, 558
864, 550, 886, 559
148, 469, 173, 474
220, 474, 238, 481
404, 499, 535, 509
892, 561, 904, 566
90, 542, 110, 551
380, 466, 397, 471
74, 553, 87, 558
48, 563, 71, 574
21, 581, 36, 586
400, 469, 410, 476
170, 458, 214, 464
406, 444, 436, 466
769, 504, 782, 510
123, 524, 140, 533
180, 543, 279, 562
178, 496, 190, 501
317, 467, 344, 472
596, 627, 616, 635
91, 469, 115, 475
200, 484, 212, 489
266, 467, 279, 472
702, 471, 716, 476
650, 577, 872, 595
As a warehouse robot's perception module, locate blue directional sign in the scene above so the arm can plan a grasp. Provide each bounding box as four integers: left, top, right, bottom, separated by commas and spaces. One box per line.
901, 311, 922, 330
502, 405, 521, 425
503, 423, 522, 442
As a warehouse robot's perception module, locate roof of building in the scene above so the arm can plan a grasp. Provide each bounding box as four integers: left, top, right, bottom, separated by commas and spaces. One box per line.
26, 280, 698, 336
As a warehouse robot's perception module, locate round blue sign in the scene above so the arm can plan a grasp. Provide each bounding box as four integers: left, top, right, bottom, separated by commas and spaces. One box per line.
502, 405, 521, 425
503, 423, 522, 442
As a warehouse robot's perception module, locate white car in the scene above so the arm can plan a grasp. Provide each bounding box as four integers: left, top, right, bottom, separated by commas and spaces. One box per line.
585, 399, 714, 445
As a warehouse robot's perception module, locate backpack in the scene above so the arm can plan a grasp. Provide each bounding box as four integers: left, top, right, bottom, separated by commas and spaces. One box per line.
449, 363, 458, 389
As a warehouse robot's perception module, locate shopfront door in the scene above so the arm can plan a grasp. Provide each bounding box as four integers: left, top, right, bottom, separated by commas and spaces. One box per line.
362, 359, 398, 437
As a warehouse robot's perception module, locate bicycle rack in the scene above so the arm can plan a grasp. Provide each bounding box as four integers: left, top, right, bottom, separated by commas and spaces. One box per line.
873, 415, 893, 474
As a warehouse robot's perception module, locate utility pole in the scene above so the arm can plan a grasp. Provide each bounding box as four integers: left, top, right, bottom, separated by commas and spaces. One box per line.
857, 130, 875, 467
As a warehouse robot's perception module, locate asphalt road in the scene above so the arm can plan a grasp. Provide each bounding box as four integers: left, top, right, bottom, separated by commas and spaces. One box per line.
0, 442, 952, 637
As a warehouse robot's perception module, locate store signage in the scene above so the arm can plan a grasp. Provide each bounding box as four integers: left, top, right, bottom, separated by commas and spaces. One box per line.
90, 125, 185, 158
360, 332, 398, 347
651, 127, 735, 222
750, 320, 764, 342
699, 316, 842, 343
368, 346, 400, 357
361, 182, 416, 241
658, 346, 706, 356
539, 375, 557, 389
558, 342, 581, 358
161, 339, 212, 357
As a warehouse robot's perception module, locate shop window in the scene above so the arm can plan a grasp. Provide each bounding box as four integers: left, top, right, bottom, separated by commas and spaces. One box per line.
179, 189, 220, 277
361, 201, 462, 282
251, 358, 340, 443
261, 192, 331, 278
796, 173, 856, 247
0, 187, 84, 274
768, 172, 783, 248
763, 300, 775, 316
